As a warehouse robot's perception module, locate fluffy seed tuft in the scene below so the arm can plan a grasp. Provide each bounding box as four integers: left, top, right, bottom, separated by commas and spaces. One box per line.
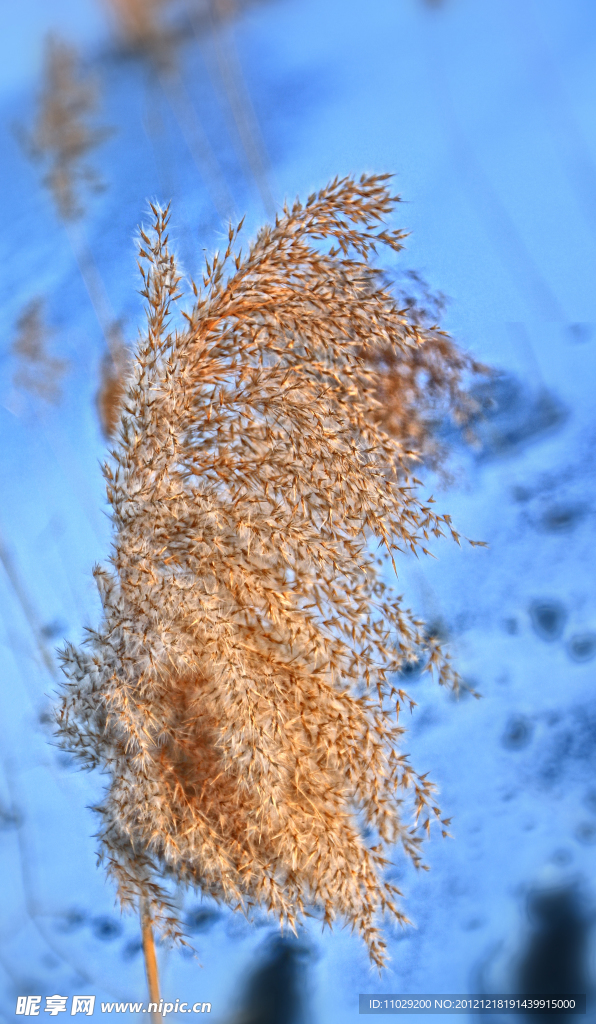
56, 176, 475, 969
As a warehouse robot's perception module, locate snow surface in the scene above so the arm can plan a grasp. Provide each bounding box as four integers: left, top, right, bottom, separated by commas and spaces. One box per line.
0, 0, 596, 1020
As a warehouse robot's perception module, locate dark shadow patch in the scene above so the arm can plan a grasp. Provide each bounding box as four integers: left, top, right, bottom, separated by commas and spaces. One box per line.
551, 849, 573, 867
512, 485, 532, 502
529, 599, 567, 642
467, 374, 567, 460
122, 937, 143, 960
424, 619, 450, 642
501, 715, 533, 751
40, 619, 66, 639
91, 916, 123, 941
516, 887, 592, 1022
538, 505, 587, 534
0, 803, 22, 829
569, 324, 593, 344
574, 821, 596, 846
231, 935, 310, 1024
394, 621, 446, 682
398, 655, 428, 681
55, 909, 87, 933
566, 633, 596, 663
185, 906, 221, 933
55, 752, 77, 770
538, 703, 596, 789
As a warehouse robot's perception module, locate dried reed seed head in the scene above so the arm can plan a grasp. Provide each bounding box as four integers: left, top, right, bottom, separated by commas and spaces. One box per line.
105, 0, 167, 45
57, 175, 475, 970
104, 0, 182, 66
355, 268, 488, 475
96, 338, 132, 439
12, 298, 68, 403
365, 330, 489, 476
104, 0, 270, 65
208, 0, 245, 21
188, 0, 274, 22
25, 36, 112, 221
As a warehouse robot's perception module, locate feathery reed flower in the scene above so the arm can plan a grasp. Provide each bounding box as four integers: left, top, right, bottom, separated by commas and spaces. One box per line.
22, 36, 129, 437
96, 337, 132, 439
12, 298, 68, 403
364, 271, 488, 474
56, 175, 478, 971
23, 35, 112, 221
103, 0, 179, 65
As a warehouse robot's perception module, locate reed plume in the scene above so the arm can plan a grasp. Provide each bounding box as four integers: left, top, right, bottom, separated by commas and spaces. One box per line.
56, 174, 477, 972
96, 337, 132, 439
12, 298, 68, 404
365, 271, 487, 473
23, 35, 111, 221
105, 0, 234, 218
22, 35, 129, 438
103, 0, 178, 64
104, 0, 276, 218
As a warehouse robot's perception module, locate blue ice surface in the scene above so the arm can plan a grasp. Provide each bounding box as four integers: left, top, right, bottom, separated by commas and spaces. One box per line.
0, 0, 596, 1019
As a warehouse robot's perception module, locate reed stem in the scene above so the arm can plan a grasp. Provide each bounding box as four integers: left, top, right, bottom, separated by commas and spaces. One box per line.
141, 898, 161, 1022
